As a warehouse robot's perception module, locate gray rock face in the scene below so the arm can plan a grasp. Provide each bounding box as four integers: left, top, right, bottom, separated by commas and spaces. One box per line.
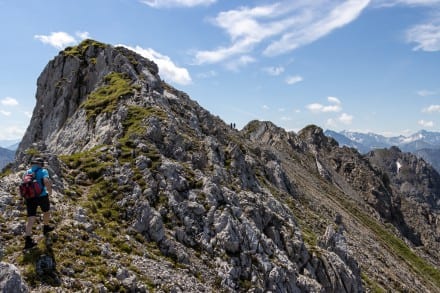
0, 262, 28, 293
2, 39, 439, 292
16, 40, 159, 159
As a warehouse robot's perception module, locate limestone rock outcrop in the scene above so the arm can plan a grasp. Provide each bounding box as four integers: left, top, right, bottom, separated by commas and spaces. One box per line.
0, 262, 28, 293
1, 39, 439, 292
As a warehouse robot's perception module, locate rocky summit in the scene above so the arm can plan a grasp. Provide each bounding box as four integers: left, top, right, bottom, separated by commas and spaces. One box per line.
1, 39, 440, 292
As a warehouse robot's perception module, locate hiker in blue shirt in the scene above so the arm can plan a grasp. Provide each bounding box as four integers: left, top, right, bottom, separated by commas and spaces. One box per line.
23, 157, 54, 249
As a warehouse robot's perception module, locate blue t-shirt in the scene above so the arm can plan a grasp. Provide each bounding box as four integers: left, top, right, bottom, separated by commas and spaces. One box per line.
26, 166, 50, 196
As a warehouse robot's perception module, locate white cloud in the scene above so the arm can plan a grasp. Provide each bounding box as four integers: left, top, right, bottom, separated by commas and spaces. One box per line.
0, 110, 11, 116
75, 31, 90, 40
1, 97, 19, 106
375, 0, 440, 52
326, 112, 354, 127
120, 45, 192, 85
422, 104, 440, 112
327, 96, 341, 104
262, 105, 270, 110
406, 22, 440, 51
307, 96, 344, 113
418, 119, 434, 127
225, 55, 255, 71
306, 103, 341, 113
265, 1, 370, 56
285, 75, 303, 85
194, 1, 370, 65
339, 113, 353, 124
263, 66, 285, 76
140, 0, 216, 8
197, 70, 217, 79
280, 116, 292, 121
375, 0, 440, 7
34, 31, 91, 50
0, 125, 26, 140
34, 32, 77, 49
417, 89, 436, 96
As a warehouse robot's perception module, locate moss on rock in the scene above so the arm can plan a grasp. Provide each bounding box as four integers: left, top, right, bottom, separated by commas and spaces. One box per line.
82, 72, 135, 120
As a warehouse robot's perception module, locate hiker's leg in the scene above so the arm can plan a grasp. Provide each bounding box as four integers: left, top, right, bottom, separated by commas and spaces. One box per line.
40, 196, 54, 234
25, 216, 36, 236
25, 199, 38, 237
43, 211, 50, 225
40, 196, 51, 225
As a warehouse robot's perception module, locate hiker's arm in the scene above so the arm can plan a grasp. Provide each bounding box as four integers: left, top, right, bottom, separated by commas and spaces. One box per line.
43, 177, 52, 196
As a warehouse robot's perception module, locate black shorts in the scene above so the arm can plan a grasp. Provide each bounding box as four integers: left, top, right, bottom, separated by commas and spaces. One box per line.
26, 196, 50, 217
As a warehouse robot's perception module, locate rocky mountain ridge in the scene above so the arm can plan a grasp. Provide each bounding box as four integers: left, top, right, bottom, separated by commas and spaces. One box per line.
325, 129, 440, 173
325, 129, 440, 151
0, 39, 439, 292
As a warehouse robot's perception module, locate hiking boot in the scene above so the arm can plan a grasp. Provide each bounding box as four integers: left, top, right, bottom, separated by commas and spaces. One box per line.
24, 236, 37, 249
43, 225, 54, 235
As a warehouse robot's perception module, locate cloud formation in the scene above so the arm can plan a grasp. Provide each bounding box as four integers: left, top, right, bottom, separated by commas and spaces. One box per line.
422, 104, 440, 112
375, 0, 440, 7
327, 113, 354, 127
1, 97, 18, 106
140, 0, 216, 8
225, 55, 255, 71
306, 96, 342, 113
263, 66, 285, 76
285, 75, 303, 85
120, 45, 192, 85
339, 113, 353, 124
406, 21, 440, 51
417, 89, 436, 96
418, 119, 434, 127
0, 125, 26, 140
0, 110, 11, 116
34, 31, 90, 49
194, 1, 370, 65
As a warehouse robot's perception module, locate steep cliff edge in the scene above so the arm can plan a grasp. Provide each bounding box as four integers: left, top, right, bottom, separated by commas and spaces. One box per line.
0, 40, 439, 292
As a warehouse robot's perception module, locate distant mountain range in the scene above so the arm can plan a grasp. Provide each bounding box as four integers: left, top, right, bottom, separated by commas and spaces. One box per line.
0, 140, 19, 170
0, 147, 14, 170
0, 139, 20, 150
325, 129, 440, 172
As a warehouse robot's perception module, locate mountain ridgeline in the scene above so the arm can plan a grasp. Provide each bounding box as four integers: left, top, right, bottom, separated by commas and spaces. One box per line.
0, 147, 14, 170
1, 39, 440, 292
325, 129, 440, 173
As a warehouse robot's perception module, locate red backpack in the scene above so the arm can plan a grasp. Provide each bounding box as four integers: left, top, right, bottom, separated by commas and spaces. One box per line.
19, 169, 43, 199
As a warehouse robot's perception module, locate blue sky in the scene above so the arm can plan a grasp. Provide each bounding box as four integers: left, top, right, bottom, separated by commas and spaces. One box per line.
1, 0, 440, 142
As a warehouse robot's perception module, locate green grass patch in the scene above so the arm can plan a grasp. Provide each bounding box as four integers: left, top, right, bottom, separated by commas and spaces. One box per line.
118, 105, 166, 170
60, 146, 113, 181
120, 105, 167, 144
361, 272, 386, 293
82, 72, 135, 120
63, 39, 107, 58
0, 162, 13, 178
25, 148, 40, 157
328, 190, 440, 289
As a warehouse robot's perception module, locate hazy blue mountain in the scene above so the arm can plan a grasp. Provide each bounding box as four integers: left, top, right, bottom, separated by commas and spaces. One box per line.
0, 139, 20, 149
325, 130, 391, 151
325, 129, 440, 173
6, 142, 20, 151
326, 130, 440, 152
0, 146, 14, 170
323, 130, 369, 153
414, 148, 440, 174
